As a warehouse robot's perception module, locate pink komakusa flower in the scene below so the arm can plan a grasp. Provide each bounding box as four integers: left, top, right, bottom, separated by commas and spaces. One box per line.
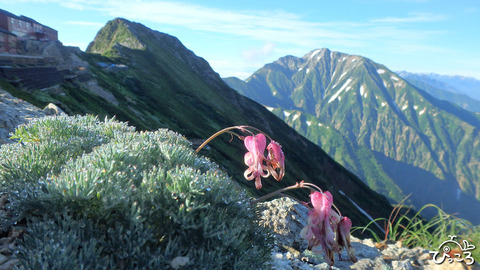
336, 216, 357, 263
266, 141, 285, 181
300, 191, 356, 266
243, 133, 269, 189
300, 192, 334, 252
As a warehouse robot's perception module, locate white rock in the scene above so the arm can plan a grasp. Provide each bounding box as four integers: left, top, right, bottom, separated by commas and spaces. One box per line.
392, 260, 413, 270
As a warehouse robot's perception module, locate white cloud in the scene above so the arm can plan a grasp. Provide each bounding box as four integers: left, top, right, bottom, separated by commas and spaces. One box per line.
5, 0, 467, 78
242, 42, 276, 62
2, 0, 447, 54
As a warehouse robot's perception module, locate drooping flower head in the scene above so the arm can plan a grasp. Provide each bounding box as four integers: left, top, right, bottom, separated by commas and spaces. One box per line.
300, 191, 356, 266
243, 133, 269, 189
266, 140, 285, 181
301, 191, 334, 252
310, 191, 333, 224
336, 216, 357, 263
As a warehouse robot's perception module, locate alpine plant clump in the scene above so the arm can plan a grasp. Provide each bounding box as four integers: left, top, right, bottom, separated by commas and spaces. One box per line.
0, 116, 271, 269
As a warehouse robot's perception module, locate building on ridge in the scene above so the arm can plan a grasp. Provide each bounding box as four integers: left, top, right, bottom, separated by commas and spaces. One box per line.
0, 9, 58, 54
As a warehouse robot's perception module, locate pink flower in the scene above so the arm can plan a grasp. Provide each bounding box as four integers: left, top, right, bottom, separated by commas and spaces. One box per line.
300, 191, 356, 266
311, 191, 332, 224
336, 217, 357, 262
300, 192, 335, 256
266, 141, 285, 181
243, 133, 269, 189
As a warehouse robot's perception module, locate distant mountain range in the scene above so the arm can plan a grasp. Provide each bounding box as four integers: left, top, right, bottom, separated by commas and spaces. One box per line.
224, 48, 480, 223
397, 71, 480, 112
0, 19, 395, 229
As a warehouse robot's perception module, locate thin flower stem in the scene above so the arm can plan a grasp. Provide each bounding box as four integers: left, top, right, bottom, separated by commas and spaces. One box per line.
195, 126, 245, 153
251, 181, 343, 217
277, 192, 311, 209
245, 126, 273, 141
195, 125, 266, 153
332, 204, 343, 218
299, 182, 324, 193
251, 182, 317, 204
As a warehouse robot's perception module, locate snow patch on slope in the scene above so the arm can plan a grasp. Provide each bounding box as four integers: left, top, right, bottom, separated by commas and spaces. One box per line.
310, 49, 322, 59
292, 113, 300, 121
328, 79, 352, 103
377, 69, 386, 74
360, 85, 365, 96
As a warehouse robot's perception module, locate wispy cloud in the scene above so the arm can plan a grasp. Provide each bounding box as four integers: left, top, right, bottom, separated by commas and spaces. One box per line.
90, 1, 446, 53
1, 0, 447, 54
2, 0, 459, 77
242, 42, 276, 63
372, 12, 447, 23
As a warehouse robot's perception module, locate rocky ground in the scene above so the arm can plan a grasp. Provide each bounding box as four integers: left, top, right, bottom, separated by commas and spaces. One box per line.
0, 88, 45, 144
0, 88, 65, 145
260, 197, 479, 270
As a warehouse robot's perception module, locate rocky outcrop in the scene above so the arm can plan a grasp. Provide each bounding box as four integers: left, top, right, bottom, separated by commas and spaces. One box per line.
0, 89, 66, 145
0, 89, 46, 144
43, 103, 66, 116
260, 197, 479, 270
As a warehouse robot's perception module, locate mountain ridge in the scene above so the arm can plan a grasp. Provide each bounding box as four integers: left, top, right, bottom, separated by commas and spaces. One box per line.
225, 48, 480, 223
397, 71, 480, 112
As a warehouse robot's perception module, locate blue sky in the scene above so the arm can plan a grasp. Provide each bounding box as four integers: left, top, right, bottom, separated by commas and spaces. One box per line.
1, 0, 479, 80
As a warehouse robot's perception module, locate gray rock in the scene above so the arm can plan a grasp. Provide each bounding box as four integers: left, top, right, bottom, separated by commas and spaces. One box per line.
392, 259, 414, 270
258, 196, 309, 250
43, 103, 66, 115
349, 241, 381, 260
0, 89, 46, 144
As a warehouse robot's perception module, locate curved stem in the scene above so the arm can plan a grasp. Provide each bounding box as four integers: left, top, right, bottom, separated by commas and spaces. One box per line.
332, 204, 342, 218
300, 182, 324, 193
246, 126, 273, 141
196, 126, 246, 153
251, 183, 317, 204
195, 125, 275, 154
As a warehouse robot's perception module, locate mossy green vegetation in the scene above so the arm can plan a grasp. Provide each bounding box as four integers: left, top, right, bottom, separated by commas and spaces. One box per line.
0, 115, 273, 269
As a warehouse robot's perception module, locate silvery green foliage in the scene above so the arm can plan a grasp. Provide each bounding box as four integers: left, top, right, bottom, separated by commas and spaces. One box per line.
0, 115, 272, 269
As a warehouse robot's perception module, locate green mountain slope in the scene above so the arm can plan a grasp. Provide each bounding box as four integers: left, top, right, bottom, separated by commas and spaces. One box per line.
224, 48, 480, 223
1, 19, 394, 229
